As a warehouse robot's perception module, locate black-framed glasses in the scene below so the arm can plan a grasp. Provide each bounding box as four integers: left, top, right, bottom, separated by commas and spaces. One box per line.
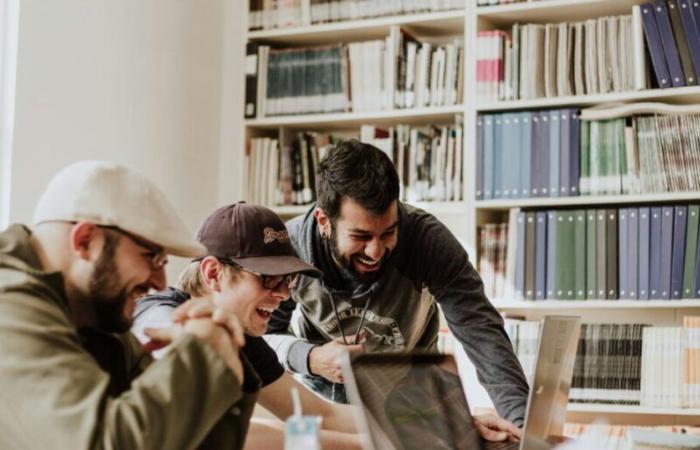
98, 225, 168, 270
242, 268, 300, 291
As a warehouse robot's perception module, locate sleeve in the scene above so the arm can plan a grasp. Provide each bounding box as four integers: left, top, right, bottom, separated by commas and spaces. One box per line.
0, 290, 243, 450
242, 337, 285, 387
265, 298, 317, 375
405, 213, 529, 425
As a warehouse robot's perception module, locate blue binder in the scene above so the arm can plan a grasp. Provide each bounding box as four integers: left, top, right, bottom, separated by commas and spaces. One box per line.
641, 3, 673, 88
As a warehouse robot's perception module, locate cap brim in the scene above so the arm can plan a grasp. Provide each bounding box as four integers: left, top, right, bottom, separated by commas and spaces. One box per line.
163, 241, 207, 258
233, 255, 322, 278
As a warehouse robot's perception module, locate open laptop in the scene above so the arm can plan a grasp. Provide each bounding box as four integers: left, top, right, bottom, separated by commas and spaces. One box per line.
341, 315, 581, 450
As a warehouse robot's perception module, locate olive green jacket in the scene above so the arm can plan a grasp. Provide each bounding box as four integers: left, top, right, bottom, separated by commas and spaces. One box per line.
0, 224, 258, 449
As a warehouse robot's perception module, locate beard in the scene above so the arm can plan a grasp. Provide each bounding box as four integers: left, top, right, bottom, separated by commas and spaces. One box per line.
328, 223, 390, 284
88, 234, 138, 333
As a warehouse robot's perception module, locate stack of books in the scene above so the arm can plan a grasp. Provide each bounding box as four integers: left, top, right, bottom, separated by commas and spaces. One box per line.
506, 318, 700, 407
476, 107, 700, 200
478, 222, 509, 301
481, 204, 700, 302
244, 27, 464, 118
476, 109, 581, 200
248, 0, 464, 31
247, 119, 463, 206
477, 13, 645, 102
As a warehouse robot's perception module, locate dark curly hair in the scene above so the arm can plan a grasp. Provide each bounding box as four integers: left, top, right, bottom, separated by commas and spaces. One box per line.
316, 139, 400, 221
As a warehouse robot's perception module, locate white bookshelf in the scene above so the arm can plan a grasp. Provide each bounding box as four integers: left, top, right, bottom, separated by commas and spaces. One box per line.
272, 201, 468, 218
477, 0, 647, 25
245, 104, 464, 129
493, 300, 700, 310
242, 0, 700, 425
475, 192, 700, 210
477, 86, 700, 112
248, 9, 464, 45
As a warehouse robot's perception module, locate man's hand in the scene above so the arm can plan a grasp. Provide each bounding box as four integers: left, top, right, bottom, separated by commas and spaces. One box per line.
144, 307, 246, 382
309, 336, 364, 383
473, 414, 521, 442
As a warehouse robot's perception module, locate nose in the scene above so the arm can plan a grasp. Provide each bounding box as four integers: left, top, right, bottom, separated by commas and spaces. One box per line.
270, 283, 290, 301
364, 238, 385, 261
149, 267, 167, 291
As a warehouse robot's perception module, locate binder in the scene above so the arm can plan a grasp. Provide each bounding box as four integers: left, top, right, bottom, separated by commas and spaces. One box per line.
671, 205, 688, 298
667, 0, 698, 84
652, 0, 687, 87
640, 3, 672, 87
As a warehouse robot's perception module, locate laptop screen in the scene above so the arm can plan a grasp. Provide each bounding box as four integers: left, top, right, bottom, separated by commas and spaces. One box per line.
345, 353, 481, 450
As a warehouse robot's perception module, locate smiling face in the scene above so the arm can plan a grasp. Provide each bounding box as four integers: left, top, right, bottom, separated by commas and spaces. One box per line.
317, 198, 399, 283
88, 228, 167, 333
211, 265, 290, 337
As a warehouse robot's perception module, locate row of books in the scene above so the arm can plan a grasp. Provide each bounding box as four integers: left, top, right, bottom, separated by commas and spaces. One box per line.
244, 29, 464, 117
246, 120, 463, 206
507, 318, 700, 408
247, 0, 463, 31
476, 108, 700, 200
587, 113, 700, 195
640, 1, 700, 89
362, 120, 464, 202
477, 13, 646, 102
246, 132, 336, 207
479, 203, 700, 302
476, 109, 581, 200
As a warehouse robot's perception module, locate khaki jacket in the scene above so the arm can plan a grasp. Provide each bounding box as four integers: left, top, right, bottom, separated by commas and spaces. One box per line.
0, 225, 257, 449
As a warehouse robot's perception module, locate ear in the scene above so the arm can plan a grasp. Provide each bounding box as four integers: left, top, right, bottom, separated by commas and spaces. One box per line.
69, 222, 100, 261
314, 207, 331, 238
199, 256, 222, 292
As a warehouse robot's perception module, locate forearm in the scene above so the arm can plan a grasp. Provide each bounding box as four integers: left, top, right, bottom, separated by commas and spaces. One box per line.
320, 403, 358, 434
263, 333, 316, 375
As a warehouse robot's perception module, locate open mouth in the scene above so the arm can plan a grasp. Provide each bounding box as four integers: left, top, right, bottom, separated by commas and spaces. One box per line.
353, 255, 383, 272
255, 305, 276, 320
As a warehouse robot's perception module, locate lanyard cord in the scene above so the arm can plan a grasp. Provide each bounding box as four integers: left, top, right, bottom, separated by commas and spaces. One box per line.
329, 294, 372, 345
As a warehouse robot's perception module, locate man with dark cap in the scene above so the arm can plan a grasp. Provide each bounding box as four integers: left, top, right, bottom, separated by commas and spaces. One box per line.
133, 202, 360, 450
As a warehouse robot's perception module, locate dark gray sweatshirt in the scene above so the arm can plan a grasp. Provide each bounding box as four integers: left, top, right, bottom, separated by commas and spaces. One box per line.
264, 203, 529, 425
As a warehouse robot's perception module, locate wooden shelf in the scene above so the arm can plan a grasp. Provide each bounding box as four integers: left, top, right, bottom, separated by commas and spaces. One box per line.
475, 192, 700, 210
247, 10, 464, 46
476, 86, 700, 112
567, 404, 700, 416
477, 0, 646, 27
493, 300, 700, 310
272, 201, 468, 217
245, 104, 464, 129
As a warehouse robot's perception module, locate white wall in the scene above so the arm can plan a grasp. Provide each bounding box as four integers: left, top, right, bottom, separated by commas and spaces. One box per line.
9, 0, 246, 277
0, 0, 19, 229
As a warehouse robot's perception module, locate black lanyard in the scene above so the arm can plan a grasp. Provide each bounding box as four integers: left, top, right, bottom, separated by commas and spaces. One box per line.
329, 294, 372, 345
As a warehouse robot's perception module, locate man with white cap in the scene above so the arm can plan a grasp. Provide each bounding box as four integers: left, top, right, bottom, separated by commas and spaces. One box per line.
0, 161, 252, 449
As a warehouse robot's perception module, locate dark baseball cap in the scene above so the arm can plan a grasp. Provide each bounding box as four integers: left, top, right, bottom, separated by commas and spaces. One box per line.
195, 202, 322, 278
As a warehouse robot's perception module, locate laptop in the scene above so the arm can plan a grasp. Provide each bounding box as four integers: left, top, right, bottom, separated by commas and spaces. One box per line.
341, 315, 582, 450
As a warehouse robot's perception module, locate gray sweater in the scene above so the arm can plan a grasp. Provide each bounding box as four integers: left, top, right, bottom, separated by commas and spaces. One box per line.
264, 203, 529, 425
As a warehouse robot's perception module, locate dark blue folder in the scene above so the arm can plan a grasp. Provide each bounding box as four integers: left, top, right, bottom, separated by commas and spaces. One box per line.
649, 207, 663, 298
641, 3, 673, 88
639, 207, 651, 300
671, 205, 688, 298
652, 0, 687, 86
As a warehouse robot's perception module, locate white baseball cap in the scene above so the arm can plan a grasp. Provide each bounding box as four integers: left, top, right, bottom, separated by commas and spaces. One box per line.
33, 161, 205, 257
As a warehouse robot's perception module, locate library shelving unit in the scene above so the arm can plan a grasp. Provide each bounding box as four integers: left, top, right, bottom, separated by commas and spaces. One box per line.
467, 0, 700, 426
243, 5, 473, 239
243, 0, 700, 426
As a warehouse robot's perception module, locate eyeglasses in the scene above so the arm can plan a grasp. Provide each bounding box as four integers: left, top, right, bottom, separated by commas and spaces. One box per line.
99, 225, 168, 270
243, 268, 300, 291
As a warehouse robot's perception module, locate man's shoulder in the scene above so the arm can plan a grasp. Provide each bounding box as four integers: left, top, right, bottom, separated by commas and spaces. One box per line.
134, 287, 189, 319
